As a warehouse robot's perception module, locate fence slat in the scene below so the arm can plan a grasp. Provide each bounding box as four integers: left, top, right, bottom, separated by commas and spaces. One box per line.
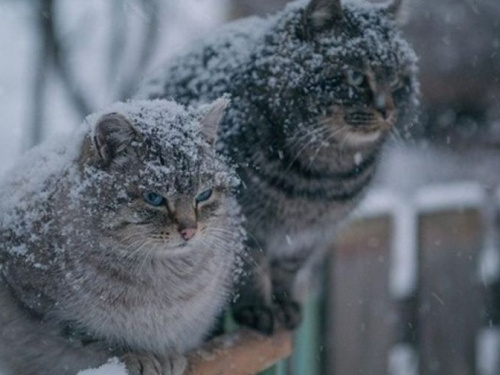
330, 215, 394, 375
419, 208, 483, 375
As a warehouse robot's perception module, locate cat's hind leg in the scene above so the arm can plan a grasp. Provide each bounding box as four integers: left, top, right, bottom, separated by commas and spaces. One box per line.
232, 249, 305, 334
232, 245, 277, 335
0, 280, 110, 375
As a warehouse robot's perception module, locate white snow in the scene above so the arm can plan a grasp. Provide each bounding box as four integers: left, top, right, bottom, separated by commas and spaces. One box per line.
388, 343, 419, 375
77, 358, 128, 375
478, 190, 500, 285
477, 328, 500, 375
415, 182, 484, 212
479, 243, 500, 286
390, 199, 419, 299
356, 189, 398, 218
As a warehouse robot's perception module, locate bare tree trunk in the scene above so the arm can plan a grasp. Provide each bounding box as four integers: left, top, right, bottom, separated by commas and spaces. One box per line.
27, 0, 52, 149
117, 0, 162, 99
107, 0, 127, 90
45, 0, 94, 118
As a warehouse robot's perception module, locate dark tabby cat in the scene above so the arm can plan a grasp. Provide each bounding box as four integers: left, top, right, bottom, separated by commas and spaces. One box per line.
0, 99, 244, 375
138, 0, 419, 334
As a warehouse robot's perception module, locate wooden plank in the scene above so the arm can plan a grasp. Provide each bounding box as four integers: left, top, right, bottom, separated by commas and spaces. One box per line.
329, 215, 394, 375
419, 209, 483, 375
186, 329, 292, 375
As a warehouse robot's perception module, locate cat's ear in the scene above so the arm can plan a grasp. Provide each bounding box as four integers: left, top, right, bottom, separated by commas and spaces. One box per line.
200, 98, 230, 146
383, 0, 406, 25
305, 0, 343, 34
92, 112, 138, 166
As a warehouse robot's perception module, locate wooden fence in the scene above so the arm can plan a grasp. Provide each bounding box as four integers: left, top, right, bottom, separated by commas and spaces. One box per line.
263, 182, 500, 375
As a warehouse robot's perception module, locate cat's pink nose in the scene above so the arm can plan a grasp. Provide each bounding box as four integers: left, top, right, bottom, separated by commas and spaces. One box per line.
180, 228, 196, 241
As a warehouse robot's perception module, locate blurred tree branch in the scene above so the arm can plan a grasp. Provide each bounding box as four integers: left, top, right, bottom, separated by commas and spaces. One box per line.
116, 0, 161, 100
28, 0, 51, 148
29, 0, 163, 147
41, 0, 94, 118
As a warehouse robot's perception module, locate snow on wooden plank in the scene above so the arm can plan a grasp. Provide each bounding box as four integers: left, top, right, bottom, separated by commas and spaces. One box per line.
355, 189, 399, 217
477, 328, 500, 375
356, 190, 419, 299
390, 201, 419, 299
478, 243, 500, 286
415, 182, 484, 213
388, 343, 419, 375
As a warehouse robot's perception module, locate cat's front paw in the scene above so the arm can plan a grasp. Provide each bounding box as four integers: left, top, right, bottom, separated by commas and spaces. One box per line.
163, 354, 187, 375
121, 353, 163, 375
233, 304, 276, 335
273, 298, 302, 331
233, 299, 303, 335
121, 353, 187, 375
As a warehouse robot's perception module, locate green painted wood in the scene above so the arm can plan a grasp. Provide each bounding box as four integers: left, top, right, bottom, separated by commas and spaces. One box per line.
292, 291, 322, 375
223, 311, 239, 333
260, 366, 276, 375
257, 292, 323, 375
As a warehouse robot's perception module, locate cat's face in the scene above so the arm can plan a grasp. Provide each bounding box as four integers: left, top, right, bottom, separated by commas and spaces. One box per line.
304, 0, 418, 147
251, 0, 418, 151
76, 100, 241, 258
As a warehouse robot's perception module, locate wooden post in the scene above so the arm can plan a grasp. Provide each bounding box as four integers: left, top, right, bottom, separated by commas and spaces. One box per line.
417, 184, 484, 375
388, 198, 419, 375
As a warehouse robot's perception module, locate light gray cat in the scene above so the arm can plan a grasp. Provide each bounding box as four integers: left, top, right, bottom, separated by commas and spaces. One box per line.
138, 0, 419, 333
0, 99, 244, 375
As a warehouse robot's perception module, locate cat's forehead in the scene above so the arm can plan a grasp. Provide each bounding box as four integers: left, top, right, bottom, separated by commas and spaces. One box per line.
316, 5, 416, 71
132, 111, 200, 148
138, 153, 235, 195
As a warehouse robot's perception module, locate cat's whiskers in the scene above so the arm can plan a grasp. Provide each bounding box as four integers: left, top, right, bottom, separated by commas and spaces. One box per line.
203, 235, 263, 278
203, 228, 262, 273
285, 125, 334, 172
390, 126, 406, 145
205, 226, 263, 257
285, 119, 332, 152
122, 238, 154, 267
138, 244, 156, 275
306, 125, 350, 169
285, 118, 334, 153
292, 114, 345, 151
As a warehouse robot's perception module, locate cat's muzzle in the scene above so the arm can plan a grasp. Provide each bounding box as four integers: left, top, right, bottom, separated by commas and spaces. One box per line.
344, 109, 396, 133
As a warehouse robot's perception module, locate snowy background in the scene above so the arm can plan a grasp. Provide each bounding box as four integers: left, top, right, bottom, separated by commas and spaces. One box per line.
0, 0, 227, 178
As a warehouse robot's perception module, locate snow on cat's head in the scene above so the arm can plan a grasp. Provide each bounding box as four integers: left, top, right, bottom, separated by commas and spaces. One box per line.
73, 99, 242, 258
247, 0, 419, 149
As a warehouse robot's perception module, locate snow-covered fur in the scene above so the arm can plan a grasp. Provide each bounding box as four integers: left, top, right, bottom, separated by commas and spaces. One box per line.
0, 99, 244, 375
138, 0, 419, 333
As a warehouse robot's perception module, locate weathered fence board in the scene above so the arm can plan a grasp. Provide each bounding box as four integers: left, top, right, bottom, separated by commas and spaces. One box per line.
329, 216, 394, 375
418, 209, 483, 375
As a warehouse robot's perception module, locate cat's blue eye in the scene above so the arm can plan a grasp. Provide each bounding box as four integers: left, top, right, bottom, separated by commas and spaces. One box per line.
346, 70, 364, 87
195, 188, 213, 204
143, 192, 165, 207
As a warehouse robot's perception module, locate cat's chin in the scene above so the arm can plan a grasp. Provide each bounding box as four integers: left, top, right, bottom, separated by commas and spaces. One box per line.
154, 242, 198, 257
344, 130, 382, 147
